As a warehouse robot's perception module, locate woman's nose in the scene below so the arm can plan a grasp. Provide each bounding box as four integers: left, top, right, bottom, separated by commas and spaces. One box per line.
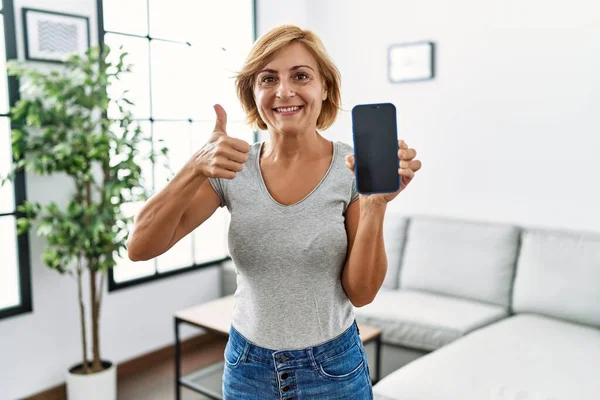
276, 80, 295, 98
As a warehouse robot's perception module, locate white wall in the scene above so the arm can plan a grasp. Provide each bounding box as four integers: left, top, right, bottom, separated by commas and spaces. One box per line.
0, 1, 221, 399
308, 0, 600, 233
257, 0, 311, 33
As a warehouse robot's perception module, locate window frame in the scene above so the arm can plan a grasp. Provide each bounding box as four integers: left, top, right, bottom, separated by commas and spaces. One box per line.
97, 0, 258, 292
0, 0, 34, 321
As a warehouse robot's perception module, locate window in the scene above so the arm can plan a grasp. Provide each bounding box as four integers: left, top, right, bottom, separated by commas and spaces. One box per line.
0, 0, 33, 320
98, 0, 257, 290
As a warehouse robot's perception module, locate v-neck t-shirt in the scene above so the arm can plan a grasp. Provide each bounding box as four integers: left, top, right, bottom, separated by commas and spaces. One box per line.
209, 140, 359, 350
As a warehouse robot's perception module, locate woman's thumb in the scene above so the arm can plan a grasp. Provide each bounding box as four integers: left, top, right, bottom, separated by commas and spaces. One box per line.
213, 104, 228, 134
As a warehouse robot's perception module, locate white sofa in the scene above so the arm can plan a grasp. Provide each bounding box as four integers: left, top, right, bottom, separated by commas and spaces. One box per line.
220, 215, 600, 400
362, 215, 600, 400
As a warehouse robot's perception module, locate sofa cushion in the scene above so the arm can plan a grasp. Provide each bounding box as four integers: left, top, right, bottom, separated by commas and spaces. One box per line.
513, 228, 600, 328
399, 216, 520, 307
373, 314, 600, 400
353, 289, 508, 351
382, 215, 408, 290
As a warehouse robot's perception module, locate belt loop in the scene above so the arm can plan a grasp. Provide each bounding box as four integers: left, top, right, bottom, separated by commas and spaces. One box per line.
240, 341, 251, 363
307, 347, 317, 369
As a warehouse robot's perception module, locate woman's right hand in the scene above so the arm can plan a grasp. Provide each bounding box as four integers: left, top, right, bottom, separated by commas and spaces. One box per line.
192, 104, 251, 179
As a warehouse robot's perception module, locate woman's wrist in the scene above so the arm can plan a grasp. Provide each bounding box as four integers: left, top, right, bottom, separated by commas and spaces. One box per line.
359, 196, 388, 219
360, 195, 388, 209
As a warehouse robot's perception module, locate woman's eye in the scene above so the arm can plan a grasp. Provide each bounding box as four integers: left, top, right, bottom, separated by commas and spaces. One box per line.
296, 73, 309, 80
261, 76, 275, 83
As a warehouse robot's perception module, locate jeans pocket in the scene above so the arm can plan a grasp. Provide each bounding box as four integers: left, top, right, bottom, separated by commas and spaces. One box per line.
224, 340, 244, 368
317, 342, 365, 381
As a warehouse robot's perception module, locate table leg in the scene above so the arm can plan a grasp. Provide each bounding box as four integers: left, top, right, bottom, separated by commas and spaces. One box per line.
375, 335, 381, 384
175, 318, 181, 400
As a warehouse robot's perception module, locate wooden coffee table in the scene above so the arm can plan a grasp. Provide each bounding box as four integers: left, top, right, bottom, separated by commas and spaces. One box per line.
174, 295, 382, 400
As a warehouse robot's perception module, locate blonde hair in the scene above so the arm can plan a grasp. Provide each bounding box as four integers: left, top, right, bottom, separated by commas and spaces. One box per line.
235, 25, 342, 131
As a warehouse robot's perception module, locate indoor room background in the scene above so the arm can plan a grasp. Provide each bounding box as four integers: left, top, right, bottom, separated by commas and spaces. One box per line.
0, 0, 598, 399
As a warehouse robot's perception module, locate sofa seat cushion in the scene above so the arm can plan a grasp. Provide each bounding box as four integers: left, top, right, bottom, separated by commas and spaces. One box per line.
353, 289, 508, 351
373, 314, 600, 400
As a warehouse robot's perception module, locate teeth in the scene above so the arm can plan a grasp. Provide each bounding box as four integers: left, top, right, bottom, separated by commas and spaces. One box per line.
276, 106, 300, 113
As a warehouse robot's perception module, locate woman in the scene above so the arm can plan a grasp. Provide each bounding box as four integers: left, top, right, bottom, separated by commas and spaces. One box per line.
127, 25, 421, 399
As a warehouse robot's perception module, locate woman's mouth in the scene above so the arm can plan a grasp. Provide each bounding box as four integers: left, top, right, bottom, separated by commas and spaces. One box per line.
273, 105, 304, 116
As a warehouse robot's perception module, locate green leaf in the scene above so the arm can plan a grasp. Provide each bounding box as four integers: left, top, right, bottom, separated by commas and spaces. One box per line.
36, 222, 53, 237
3, 44, 171, 281
16, 218, 32, 234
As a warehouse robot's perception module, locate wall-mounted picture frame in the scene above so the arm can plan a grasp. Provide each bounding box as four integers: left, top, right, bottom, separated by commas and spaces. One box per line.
388, 41, 435, 83
22, 8, 90, 64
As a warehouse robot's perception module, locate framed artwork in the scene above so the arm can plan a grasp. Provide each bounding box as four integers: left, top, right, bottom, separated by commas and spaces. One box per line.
22, 8, 90, 63
388, 41, 435, 83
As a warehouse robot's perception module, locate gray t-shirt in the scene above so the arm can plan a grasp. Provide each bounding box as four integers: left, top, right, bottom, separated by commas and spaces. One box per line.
209, 140, 359, 350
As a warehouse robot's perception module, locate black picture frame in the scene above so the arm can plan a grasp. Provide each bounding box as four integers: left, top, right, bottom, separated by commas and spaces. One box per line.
22, 7, 90, 64
388, 41, 435, 84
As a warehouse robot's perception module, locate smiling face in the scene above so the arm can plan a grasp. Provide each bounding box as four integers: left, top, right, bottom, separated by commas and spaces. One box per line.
254, 42, 328, 136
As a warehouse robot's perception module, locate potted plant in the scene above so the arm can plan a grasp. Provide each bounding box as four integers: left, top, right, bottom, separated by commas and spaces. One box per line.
1, 45, 167, 399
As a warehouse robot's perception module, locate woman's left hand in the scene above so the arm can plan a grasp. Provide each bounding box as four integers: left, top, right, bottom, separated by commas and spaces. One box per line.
345, 140, 422, 205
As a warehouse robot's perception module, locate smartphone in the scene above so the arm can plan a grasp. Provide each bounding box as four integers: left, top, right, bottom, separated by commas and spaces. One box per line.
351, 103, 400, 194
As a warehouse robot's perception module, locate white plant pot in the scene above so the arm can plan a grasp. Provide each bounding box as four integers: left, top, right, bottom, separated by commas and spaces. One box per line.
66, 361, 116, 400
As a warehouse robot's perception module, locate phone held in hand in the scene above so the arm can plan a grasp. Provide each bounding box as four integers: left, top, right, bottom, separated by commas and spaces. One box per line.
351, 102, 400, 194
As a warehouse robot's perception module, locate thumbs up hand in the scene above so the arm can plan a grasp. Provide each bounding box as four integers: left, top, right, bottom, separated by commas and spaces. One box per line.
191, 104, 251, 180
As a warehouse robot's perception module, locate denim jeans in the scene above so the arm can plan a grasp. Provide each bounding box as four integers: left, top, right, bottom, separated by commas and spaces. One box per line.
222, 320, 373, 399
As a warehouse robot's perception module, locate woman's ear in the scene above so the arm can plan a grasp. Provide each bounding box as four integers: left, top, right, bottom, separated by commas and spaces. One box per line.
321, 79, 328, 101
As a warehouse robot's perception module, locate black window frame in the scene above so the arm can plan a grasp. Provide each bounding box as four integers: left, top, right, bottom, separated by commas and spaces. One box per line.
0, 0, 33, 321
97, 0, 258, 292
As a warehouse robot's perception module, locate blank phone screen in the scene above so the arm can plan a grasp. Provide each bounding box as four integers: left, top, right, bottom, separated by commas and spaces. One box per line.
351, 103, 400, 194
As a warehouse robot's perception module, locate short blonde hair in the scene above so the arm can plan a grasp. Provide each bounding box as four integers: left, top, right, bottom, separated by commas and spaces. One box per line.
235, 25, 342, 131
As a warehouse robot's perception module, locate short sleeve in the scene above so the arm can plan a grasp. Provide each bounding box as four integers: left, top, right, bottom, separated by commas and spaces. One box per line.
208, 177, 226, 208
339, 141, 360, 206
350, 177, 360, 204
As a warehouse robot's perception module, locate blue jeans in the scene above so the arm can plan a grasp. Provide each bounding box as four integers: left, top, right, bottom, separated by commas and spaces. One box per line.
222, 320, 373, 399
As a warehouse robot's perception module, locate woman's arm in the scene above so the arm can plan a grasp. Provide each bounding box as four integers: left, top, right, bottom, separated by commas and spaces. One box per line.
127, 104, 249, 261
341, 140, 421, 306
341, 198, 388, 307
127, 168, 219, 261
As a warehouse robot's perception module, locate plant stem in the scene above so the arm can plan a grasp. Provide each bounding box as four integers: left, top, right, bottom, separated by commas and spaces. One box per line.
85, 178, 102, 373
77, 257, 90, 374
97, 271, 105, 315
90, 266, 102, 372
